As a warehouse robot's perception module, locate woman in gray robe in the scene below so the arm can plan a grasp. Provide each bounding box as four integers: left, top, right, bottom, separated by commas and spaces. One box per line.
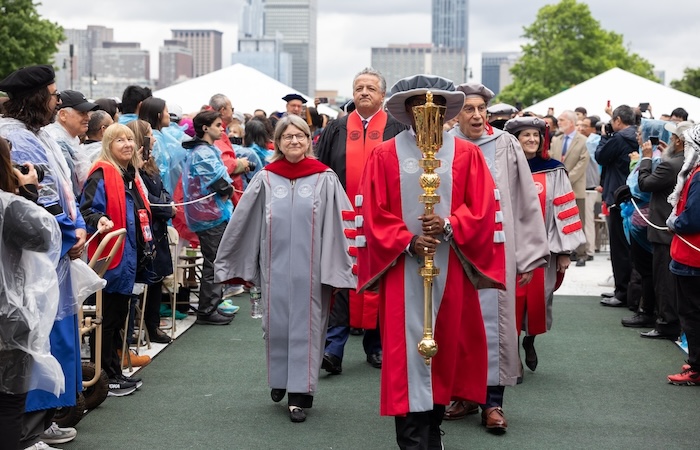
214, 115, 355, 423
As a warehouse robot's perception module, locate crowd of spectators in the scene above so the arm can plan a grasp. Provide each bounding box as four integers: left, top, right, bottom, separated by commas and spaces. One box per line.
1, 63, 699, 450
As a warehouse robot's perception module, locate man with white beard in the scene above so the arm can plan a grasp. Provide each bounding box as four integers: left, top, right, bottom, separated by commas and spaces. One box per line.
635, 121, 692, 340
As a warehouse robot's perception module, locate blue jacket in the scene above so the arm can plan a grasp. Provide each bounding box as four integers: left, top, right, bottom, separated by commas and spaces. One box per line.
182, 139, 233, 232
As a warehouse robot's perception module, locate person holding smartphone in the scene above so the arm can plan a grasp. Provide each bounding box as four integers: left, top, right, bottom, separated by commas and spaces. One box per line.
127, 120, 177, 343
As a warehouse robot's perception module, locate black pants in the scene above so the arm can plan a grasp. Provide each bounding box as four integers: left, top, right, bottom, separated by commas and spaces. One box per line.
0, 392, 26, 450
102, 291, 131, 378
196, 222, 227, 316
480, 385, 505, 409
653, 244, 680, 335
607, 208, 631, 302
394, 405, 445, 450
145, 280, 164, 334
630, 239, 655, 314
675, 274, 700, 370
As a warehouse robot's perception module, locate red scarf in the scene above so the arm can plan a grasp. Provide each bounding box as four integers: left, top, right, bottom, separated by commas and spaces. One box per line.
87, 162, 151, 270
345, 110, 388, 202
265, 157, 328, 179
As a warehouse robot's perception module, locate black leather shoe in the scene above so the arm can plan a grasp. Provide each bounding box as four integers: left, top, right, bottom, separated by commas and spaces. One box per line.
601, 292, 615, 298
621, 313, 655, 328
321, 353, 342, 374
640, 329, 678, 340
149, 329, 173, 344
271, 388, 286, 403
522, 336, 538, 371
349, 328, 364, 336
366, 352, 382, 369
575, 258, 586, 267
600, 297, 626, 307
195, 311, 233, 325
586, 255, 594, 261
289, 407, 306, 423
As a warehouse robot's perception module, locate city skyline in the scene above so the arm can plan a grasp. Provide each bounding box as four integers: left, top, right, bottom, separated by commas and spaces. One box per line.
37, 1, 700, 97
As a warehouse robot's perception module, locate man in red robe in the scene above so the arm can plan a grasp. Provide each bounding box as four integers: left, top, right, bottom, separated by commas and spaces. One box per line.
316, 68, 407, 373
355, 74, 506, 450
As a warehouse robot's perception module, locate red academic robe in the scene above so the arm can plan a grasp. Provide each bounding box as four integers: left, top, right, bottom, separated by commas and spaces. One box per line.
355, 131, 505, 416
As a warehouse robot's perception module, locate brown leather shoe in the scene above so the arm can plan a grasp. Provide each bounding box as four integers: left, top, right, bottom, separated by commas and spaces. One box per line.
481, 406, 507, 434
443, 400, 479, 420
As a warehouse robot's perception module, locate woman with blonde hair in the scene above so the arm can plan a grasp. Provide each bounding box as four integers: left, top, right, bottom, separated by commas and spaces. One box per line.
80, 123, 154, 395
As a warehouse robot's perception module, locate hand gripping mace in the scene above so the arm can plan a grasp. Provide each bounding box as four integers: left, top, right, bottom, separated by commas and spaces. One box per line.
412, 91, 446, 365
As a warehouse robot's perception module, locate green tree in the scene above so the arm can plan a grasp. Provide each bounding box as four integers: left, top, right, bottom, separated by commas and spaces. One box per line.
0, 0, 64, 80
670, 68, 700, 97
497, 0, 657, 107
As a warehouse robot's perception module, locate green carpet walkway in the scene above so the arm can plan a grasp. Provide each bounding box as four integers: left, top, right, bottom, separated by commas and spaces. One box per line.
64, 295, 699, 449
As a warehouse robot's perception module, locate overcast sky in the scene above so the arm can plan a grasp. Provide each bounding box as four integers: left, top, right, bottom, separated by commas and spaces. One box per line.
37, 0, 700, 97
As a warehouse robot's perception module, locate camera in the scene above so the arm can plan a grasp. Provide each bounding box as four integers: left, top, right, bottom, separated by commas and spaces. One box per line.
247, 161, 256, 172
13, 163, 47, 183
604, 122, 614, 136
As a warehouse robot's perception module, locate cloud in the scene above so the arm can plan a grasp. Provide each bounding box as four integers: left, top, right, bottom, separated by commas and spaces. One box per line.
34, 0, 700, 99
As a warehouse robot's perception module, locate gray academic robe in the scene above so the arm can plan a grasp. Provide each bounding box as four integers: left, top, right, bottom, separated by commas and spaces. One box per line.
214, 167, 355, 394
449, 126, 549, 386
538, 168, 587, 330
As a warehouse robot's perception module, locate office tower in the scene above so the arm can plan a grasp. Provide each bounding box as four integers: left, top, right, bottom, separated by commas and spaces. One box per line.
171, 29, 223, 77
371, 44, 465, 90
55, 25, 114, 90
481, 51, 520, 95
240, 0, 265, 39
232, 33, 292, 86
159, 40, 194, 88
263, 0, 317, 95
432, 0, 469, 82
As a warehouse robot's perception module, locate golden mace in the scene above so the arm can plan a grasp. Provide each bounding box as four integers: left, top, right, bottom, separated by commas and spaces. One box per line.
412, 91, 446, 365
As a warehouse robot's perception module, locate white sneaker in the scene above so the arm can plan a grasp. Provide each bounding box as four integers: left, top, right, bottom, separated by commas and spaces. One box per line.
223, 285, 245, 299
39, 422, 76, 445
24, 441, 62, 450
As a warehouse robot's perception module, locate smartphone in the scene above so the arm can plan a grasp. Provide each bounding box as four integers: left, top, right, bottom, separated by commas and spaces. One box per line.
142, 136, 151, 161
606, 100, 611, 108
649, 136, 659, 145
317, 97, 329, 104
639, 102, 649, 113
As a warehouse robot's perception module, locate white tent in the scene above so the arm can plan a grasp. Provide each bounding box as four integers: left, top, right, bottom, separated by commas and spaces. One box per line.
525, 68, 700, 121
153, 63, 337, 118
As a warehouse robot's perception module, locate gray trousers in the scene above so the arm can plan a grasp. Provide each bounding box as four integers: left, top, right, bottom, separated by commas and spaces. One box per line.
196, 222, 227, 316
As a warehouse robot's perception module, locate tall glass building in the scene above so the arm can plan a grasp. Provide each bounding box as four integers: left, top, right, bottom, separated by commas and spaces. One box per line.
264, 0, 317, 95
431, 0, 469, 82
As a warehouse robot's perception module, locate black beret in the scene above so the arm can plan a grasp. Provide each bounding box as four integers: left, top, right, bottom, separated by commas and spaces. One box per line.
0, 65, 55, 98
282, 93, 307, 104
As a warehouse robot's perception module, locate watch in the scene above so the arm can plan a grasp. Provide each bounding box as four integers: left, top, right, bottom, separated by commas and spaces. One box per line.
443, 217, 453, 237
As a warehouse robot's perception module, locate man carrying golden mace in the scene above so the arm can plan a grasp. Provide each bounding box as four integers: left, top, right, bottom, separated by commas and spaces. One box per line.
355, 74, 506, 449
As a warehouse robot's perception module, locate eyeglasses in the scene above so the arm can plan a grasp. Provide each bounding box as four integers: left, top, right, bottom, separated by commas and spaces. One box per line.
282, 133, 308, 142
50, 91, 61, 101
462, 105, 487, 115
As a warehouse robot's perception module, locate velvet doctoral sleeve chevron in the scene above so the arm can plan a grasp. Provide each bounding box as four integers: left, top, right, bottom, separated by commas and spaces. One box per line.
355, 141, 414, 292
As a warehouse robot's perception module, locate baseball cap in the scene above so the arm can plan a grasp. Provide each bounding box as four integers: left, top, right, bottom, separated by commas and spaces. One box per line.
59, 90, 99, 112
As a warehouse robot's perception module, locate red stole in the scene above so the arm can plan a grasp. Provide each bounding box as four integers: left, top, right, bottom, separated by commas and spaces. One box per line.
670, 166, 700, 267
516, 172, 547, 335
87, 162, 151, 270
346, 110, 388, 329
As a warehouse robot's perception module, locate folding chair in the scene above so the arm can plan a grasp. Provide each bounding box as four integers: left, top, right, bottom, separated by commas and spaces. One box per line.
80, 228, 126, 409
164, 226, 202, 336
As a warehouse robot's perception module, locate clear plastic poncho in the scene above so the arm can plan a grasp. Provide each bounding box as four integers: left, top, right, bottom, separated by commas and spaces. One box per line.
0, 192, 64, 396
153, 123, 189, 196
